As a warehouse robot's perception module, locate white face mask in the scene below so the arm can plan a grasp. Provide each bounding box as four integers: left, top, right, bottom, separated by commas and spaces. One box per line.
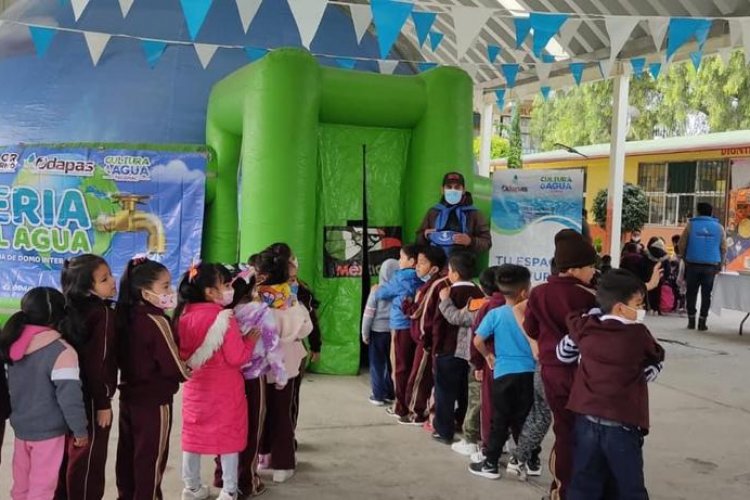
623, 304, 646, 324
219, 289, 235, 307
145, 290, 177, 310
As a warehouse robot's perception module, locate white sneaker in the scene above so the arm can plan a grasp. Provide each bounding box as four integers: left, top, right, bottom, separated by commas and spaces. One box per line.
217, 492, 237, 500
470, 450, 486, 463
181, 486, 210, 500
273, 469, 295, 483
451, 439, 480, 456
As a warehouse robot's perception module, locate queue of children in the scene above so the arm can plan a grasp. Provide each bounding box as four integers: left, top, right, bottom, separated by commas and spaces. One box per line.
0, 240, 319, 500
361, 229, 664, 500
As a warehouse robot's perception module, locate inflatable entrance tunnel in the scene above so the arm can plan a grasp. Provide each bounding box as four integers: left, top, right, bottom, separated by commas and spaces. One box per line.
203, 48, 474, 374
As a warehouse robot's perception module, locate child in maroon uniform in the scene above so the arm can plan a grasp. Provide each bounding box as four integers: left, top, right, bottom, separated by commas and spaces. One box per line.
115, 257, 190, 500
402, 246, 448, 425
564, 270, 665, 500
428, 251, 484, 444
524, 230, 597, 500
56, 255, 119, 500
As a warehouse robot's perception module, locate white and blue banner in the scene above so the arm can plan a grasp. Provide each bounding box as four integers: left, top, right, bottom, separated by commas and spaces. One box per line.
490, 169, 585, 283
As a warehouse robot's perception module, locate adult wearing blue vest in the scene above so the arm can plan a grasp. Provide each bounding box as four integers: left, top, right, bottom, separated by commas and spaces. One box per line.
416, 172, 491, 258
678, 202, 727, 331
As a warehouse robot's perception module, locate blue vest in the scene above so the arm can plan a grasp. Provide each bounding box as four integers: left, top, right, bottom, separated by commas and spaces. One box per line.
685, 216, 723, 265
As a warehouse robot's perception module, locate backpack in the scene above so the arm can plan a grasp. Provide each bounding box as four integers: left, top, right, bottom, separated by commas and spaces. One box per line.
660, 283, 676, 313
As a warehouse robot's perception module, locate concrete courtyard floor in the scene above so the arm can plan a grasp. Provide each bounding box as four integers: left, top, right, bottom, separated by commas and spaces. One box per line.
2, 310, 750, 499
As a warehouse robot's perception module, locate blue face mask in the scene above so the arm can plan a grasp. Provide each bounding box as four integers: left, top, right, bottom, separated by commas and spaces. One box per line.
419, 272, 432, 283
290, 282, 299, 296
444, 189, 463, 205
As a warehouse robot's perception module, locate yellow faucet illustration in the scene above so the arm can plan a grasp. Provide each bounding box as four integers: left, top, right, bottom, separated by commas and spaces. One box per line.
94, 194, 167, 254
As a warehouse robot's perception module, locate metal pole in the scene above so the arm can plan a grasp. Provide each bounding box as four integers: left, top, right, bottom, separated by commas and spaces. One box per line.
607, 71, 629, 267
361, 144, 370, 314
478, 99, 494, 177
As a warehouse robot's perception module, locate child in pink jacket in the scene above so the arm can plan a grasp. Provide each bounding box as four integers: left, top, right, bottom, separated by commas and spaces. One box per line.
175, 263, 258, 500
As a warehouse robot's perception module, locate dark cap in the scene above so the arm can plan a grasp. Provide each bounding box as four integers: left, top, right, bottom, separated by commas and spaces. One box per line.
554, 229, 597, 270
443, 172, 465, 187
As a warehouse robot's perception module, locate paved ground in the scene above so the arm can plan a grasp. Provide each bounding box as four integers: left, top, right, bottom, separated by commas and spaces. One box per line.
1, 310, 749, 499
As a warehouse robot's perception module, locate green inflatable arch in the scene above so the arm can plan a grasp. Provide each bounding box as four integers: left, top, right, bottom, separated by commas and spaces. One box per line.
203, 48, 480, 374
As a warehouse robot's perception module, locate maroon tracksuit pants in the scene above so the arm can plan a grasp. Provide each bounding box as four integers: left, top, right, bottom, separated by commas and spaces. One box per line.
541, 364, 576, 500
406, 343, 433, 422
260, 378, 297, 470
55, 397, 111, 500
391, 329, 416, 417
215, 378, 267, 496
116, 400, 173, 500
480, 363, 493, 448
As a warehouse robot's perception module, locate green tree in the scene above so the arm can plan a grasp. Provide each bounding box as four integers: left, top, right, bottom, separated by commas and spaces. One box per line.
592, 183, 649, 234
530, 50, 750, 150
507, 104, 523, 168
472, 135, 510, 160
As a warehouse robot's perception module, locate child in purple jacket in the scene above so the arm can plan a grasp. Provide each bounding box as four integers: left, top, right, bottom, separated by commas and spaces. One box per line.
213, 267, 287, 497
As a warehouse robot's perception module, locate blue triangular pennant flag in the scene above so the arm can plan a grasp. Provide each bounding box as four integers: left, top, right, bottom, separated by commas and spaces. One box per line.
371, 0, 414, 59
429, 31, 444, 51
630, 57, 646, 77
244, 47, 268, 62
501, 63, 520, 88
542, 53, 556, 63
495, 89, 506, 110
487, 44, 501, 63
514, 16, 532, 48
179, 0, 214, 41
336, 57, 357, 70
141, 40, 168, 68
690, 50, 703, 71
569, 62, 585, 85
412, 11, 436, 47
418, 62, 437, 72
648, 62, 662, 79
29, 26, 57, 57
666, 18, 712, 60
530, 12, 569, 57
541, 85, 551, 101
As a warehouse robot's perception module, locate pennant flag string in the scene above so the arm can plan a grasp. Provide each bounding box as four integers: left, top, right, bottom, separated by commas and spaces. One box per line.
529, 12, 569, 57
371, 0, 414, 59
569, 62, 586, 85
629, 57, 646, 77
179, 0, 214, 41
412, 11, 437, 47
429, 31, 444, 51
648, 62, 662, 79
487, 44, 501, 63
540, 86, 551, 100
236, 0, 262, 34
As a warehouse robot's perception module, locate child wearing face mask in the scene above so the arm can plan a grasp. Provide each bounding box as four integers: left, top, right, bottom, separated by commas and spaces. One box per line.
562, 269, 665, 500
56, 255, 119, 500
115, 256, 190, 500
174, 263, 259, 500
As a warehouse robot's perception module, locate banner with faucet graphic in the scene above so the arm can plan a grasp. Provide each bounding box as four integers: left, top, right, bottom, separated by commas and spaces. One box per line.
0, 144, 207, 301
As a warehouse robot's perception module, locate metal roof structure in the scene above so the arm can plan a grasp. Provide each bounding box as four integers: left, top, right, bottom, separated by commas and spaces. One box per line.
384, 0, 750, 96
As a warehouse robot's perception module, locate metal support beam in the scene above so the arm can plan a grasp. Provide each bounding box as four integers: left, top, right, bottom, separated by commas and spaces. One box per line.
478, 98, 494, 178
607, 71, 629, 267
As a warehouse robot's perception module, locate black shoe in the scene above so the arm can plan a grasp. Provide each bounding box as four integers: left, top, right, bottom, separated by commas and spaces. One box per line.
526, 454, 542, 476
687, 316, 696, 329
469, 459, 501, 479
698, 317, 708, 331
431, 432, 453, 445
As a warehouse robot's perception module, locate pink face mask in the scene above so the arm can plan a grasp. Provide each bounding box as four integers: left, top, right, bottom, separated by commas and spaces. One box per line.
145, 290, 177, 310
219, 289, 235, 307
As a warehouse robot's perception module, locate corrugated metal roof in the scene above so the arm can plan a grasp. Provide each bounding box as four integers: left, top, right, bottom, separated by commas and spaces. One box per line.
492, 129, 750, 165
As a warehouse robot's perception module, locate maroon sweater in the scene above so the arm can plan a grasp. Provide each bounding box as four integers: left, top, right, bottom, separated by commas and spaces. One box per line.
75, 298, 118, 410
117, 303, 189, 406
470, 292, 506, 369
404, 273, 450, 345
525, 275, 597, 367
429, 282, 484, 356
566, 314, 665, 431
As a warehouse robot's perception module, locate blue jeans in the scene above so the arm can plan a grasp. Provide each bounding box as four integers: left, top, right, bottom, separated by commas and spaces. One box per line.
368, 331, 394, 402
569, 415, 649, 500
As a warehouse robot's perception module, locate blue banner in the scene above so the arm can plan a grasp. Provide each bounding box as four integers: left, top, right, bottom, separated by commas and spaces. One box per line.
0, 145, 207, 299
490, 169, 584, 283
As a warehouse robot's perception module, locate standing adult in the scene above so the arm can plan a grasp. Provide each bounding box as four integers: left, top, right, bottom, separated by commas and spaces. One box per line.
678, 203, 726, 331
624, 229, 645, 254
416, 172, 491, 257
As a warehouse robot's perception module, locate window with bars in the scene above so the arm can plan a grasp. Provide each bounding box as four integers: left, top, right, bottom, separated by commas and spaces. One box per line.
637, 160, 728, 226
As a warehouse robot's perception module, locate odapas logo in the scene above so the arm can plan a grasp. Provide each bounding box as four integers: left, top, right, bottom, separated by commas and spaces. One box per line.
501, 174, 529, 193
29, 154, 95, 177
0, 152, 19, 173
